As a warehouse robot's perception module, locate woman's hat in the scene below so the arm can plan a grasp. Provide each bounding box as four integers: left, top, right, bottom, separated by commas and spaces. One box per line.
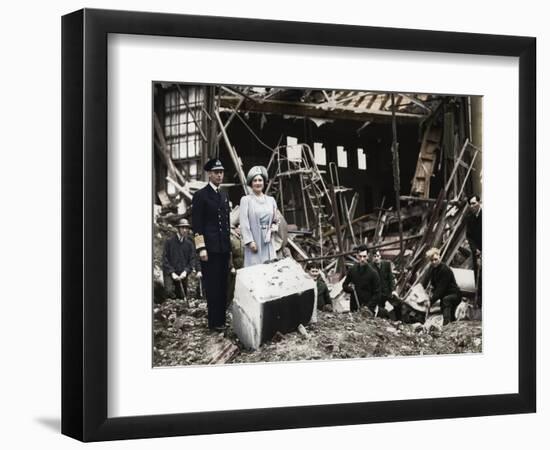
246, 165, 268, 185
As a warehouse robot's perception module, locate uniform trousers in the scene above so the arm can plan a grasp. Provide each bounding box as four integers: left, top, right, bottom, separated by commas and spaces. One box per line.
200, 252, 230, 328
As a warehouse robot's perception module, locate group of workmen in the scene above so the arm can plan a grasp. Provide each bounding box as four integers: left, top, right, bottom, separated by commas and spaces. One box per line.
332, 193, 481, 325
162, 157, 482, 331
336, 244, 464, 325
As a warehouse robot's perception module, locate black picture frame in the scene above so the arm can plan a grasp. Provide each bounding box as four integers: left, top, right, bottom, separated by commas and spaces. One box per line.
62, 8, 536, 442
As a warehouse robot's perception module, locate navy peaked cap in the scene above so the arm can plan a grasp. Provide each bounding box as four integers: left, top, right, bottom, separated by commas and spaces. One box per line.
204, 159, 225, 171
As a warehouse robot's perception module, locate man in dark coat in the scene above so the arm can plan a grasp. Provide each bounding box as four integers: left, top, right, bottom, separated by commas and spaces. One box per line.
307, 262, 332, 311
162, 218, 197, 300
465, 194, 482, 305
371, 250, 400, 320
343, 245, 382, 315
465, 195, 482, 271
192, 158, 231, 331
423, 247, 461, 325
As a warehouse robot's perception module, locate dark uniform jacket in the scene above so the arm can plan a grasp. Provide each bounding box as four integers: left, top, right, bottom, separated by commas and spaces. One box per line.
343, 263, 381, 307
162, 235, 197, 275
191, 184, 231, 254
424, 263, 460, 303
465, 209, 482, 251
316, 277, 331, 310
371, 260, 395, 300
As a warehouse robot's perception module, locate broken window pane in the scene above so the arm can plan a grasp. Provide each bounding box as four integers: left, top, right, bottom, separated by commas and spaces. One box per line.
286, 136, 302, 161
337, 146, 348, 168
314, 142, 327, 165
357, 148, 367, 170
170, 143, 178, 160
166, 179, 176, 196
189, 161, 197, 176
187, 138, 196, 158
181, 141, 189, 159
163, 85, 204, 174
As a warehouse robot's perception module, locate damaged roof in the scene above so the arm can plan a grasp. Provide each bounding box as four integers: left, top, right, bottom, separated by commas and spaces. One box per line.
219, 86, 440, 123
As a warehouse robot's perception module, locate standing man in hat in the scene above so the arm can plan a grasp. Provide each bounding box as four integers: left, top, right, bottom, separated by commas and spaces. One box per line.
162, 218, 198, 301
192, 159, 232, 331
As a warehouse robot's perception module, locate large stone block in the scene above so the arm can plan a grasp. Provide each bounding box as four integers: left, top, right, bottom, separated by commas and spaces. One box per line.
232, 258, 316, 350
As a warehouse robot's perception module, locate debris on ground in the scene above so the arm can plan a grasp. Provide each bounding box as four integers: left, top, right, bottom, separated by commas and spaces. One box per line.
153, 297, 482, 366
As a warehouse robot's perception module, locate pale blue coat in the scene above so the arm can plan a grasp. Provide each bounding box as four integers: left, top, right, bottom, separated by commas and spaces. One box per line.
239, 194, 277, 267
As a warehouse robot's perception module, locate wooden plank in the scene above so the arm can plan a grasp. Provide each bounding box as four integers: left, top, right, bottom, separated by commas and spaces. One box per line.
214, 110, 248, 195
207, 340, 239, 365
444, 139, 470, 194
153, 113, 187, 186
157, 190, 171, 207
410, 124, 442, 198
219, 96, 426, 123
287, 236, 309, 260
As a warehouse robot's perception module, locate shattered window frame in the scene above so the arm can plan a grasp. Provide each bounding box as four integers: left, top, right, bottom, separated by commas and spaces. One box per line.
357, 147, 367, 170
336, 145, 348, 168
164, 86, 204, 180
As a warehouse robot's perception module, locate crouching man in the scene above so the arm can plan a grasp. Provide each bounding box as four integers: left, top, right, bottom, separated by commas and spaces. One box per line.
162, 218, 197, 300
371, 250, 400, 321
307, 262, 332, 311
343, 245, 384, 316
423, 247, 461, 325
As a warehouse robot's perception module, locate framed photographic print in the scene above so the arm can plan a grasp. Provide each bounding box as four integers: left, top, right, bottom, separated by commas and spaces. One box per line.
62, 8, 536, 442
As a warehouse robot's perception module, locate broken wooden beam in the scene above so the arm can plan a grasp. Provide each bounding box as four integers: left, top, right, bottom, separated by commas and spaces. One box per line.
390, 93, 405, 259
296, 234, 423, 263
287, 236, 309, 260
207, 340, 239, 365
166, 176, 193, 202
444, 138, 470, 194
214, 110, 248, 195
456, 148, 479, 200
219, 96, 427, 124
328, 184, 345, 272
399, 195, 462, 205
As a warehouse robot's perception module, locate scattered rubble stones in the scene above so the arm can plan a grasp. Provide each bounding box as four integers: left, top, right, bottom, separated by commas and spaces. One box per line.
154, 299, 482, 366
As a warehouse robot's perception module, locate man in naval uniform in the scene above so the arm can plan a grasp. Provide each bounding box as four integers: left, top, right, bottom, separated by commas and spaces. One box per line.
191, 159, 232, 331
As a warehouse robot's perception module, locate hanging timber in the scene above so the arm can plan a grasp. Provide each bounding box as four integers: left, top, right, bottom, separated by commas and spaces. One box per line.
410, 124, 442, 198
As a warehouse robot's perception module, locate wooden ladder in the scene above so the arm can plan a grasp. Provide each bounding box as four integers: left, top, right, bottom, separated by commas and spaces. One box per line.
410, 125, 442, 198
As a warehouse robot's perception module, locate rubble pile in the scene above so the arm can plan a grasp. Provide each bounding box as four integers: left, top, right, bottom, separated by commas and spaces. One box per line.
153, 298, 482, 366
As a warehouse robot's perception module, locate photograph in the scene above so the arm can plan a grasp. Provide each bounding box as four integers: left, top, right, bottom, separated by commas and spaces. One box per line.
54, 4, 538, 443
152, 83, 483, 367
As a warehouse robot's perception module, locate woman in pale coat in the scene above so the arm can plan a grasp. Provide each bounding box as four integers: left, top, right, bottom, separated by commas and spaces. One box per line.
239, 166, 278, 267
